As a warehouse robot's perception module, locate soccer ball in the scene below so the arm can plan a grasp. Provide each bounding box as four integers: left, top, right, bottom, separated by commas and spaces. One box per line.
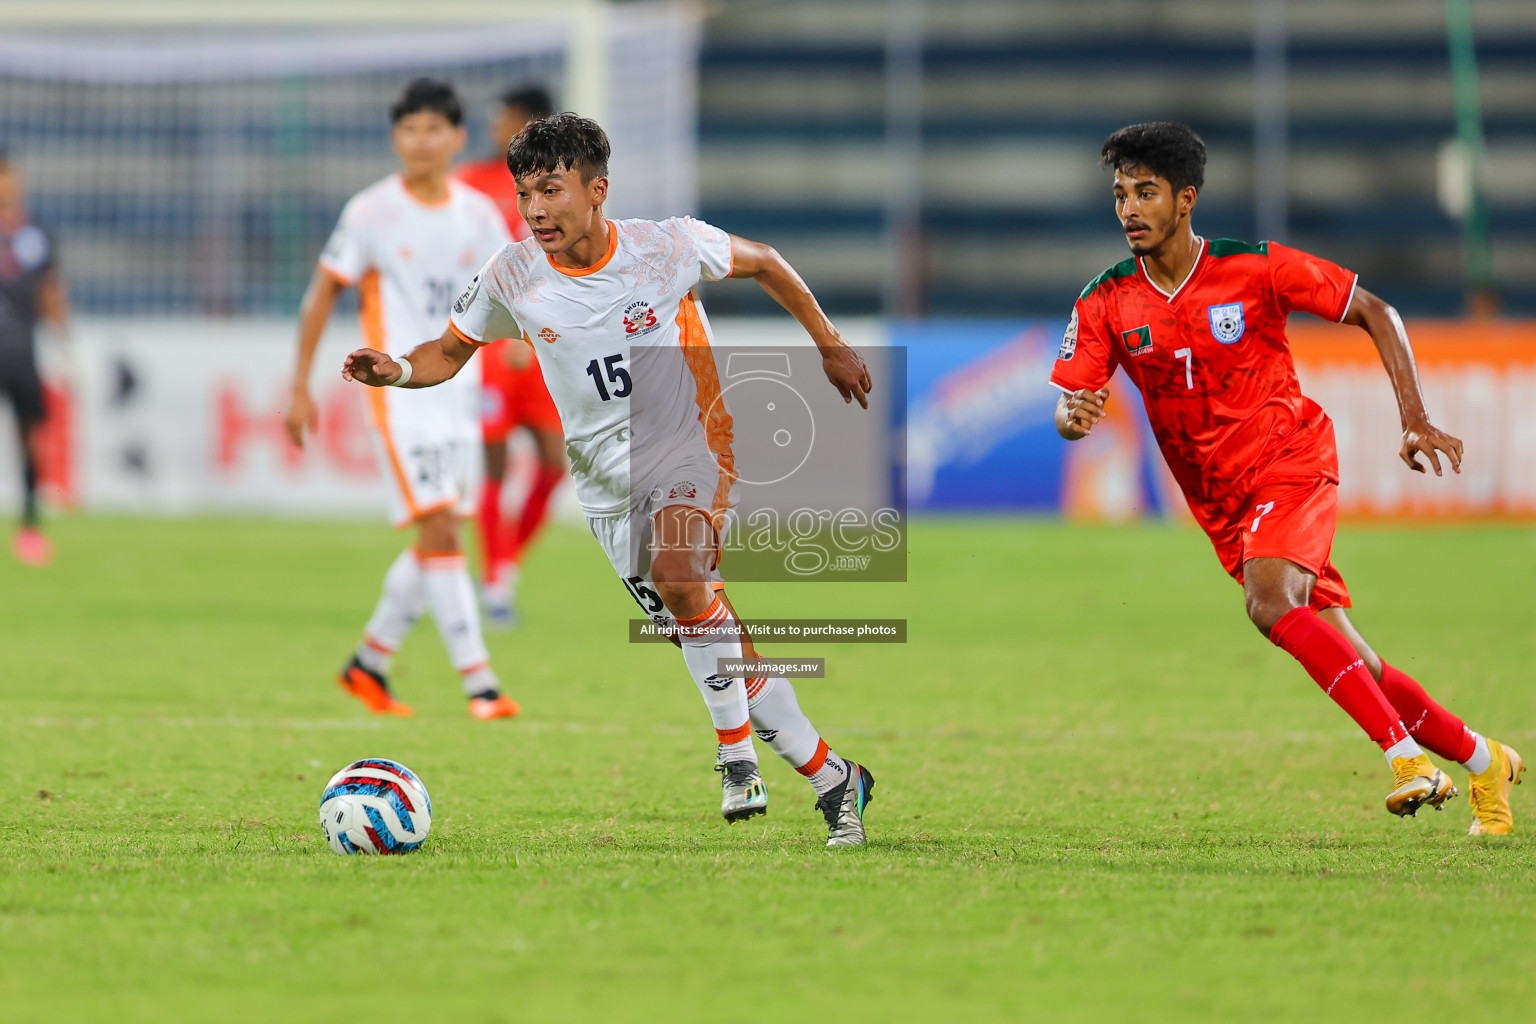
318, 757, 433, 855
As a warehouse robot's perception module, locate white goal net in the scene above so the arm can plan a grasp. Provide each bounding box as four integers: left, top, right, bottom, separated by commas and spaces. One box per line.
0, 1, 699, 516
0, 2, 699, 317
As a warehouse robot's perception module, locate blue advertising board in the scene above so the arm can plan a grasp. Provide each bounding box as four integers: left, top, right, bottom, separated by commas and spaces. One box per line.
896, 320, 1178, 516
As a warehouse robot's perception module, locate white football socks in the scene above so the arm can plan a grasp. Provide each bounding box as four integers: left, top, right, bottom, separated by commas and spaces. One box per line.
419, 551, 499, 697
676, 596, 755, 764
747, 672, 849, 796
357, 548, 426, 675
1463, 732, 1493, 775
484, 563, 518, 607
1383, 736, 1426, 763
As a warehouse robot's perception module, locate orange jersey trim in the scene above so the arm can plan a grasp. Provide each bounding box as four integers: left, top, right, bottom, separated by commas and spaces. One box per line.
677, 294, 737, 522
546, 220, 619, 278
358, 269, 385, 350
361, 267, 416, 518
319, 262, 354, 288
399, 176, 453, 208
448, 319, 486, 346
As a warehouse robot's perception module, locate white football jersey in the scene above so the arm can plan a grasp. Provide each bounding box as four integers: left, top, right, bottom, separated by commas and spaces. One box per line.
447, 217, 737, 517
320, 173, 510, 439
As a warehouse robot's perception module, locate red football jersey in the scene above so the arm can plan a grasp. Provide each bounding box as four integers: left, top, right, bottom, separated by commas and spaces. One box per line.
454, 158, 530, 241
1050, 238, 1358, 529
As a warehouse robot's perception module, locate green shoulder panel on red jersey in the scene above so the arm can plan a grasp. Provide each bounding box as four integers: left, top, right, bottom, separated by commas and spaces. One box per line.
1078, 257, 1138, 300
1206, 238, 1269, 259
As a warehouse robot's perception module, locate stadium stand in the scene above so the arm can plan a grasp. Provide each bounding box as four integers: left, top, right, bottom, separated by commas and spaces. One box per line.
695, 0, 1536, 317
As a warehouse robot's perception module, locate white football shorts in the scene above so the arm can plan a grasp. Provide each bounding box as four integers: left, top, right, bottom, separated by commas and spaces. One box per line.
586, 451, 735, 629
368, 419, 482, 529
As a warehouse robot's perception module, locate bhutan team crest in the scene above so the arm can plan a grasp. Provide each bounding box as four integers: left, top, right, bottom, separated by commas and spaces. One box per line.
623, 300, 662, 337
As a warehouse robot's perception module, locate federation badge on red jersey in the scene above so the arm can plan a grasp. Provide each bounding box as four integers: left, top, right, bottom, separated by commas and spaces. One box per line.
1120, 324, 1154, 357
1208, 302, 1245, 344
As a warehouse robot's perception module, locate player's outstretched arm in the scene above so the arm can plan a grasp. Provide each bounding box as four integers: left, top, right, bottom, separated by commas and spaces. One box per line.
1342, 286, 1463, 476
728, 235, 872, 408
342, 326, 478, 389
285, 267, 346, 448
1055, 387, 1110, 440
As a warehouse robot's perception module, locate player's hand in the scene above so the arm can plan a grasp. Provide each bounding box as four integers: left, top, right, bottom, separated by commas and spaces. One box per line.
283, 387, 318, 448
1400, 418, 1463, 476
1063, 387, 1111, 436
342, 348, 402, 387
821, 338, 872, 409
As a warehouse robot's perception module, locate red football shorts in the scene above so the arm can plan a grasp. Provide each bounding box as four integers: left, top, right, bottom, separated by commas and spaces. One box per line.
1207, 474, 1352, 610
481, 338, 561, 443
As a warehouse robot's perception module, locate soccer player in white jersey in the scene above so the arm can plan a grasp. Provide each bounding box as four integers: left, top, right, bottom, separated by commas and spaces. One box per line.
285, 79, 519, 721
342, 114, 877, 846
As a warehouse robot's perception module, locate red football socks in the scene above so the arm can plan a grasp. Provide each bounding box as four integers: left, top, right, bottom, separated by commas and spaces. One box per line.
477, 477, 504, 585
505, 464, 563, 563
1269, 607, 1410, 751
1377, 661, 1477, 763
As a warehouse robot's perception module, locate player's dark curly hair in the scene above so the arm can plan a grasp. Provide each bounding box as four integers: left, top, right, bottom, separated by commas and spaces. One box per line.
389, 77, 463, 126
1100, 121, 1206, 194
506, 112, 610, 182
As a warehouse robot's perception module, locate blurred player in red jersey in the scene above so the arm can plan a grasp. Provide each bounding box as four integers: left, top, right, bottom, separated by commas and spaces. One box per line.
1052, 122, 1521, 833
455, 85, 565, 627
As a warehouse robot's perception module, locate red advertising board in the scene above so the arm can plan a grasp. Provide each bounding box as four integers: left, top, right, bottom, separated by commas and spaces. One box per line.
1288, 321, 1536, 519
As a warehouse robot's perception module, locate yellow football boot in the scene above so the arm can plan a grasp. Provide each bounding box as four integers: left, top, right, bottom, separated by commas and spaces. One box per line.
1468, 741, 1524, 836
1386, 753, 1457, 817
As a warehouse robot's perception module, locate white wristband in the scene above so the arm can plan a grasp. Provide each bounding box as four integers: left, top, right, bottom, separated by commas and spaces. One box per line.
388, 356, 413, 387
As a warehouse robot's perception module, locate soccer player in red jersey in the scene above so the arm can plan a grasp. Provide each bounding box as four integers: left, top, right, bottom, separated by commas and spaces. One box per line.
455, 86, 565, 626
1051, 122, 1522, 832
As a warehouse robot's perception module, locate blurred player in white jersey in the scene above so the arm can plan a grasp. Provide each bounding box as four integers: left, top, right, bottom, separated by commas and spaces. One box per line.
342, 114, 877, 846
285, 79, 518, 721
455, 85, 566, 628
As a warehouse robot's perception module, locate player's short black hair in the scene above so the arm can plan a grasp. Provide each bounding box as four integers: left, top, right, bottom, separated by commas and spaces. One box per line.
1100, 121, 1206, 194
389, 77, 463, 126
506, 112, 610, 183
499, 85, 555, 120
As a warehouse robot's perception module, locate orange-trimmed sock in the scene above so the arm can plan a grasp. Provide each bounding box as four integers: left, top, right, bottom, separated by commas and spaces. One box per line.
419, 551, 495, 695
677, 596, 755, 764
746, 671, 847, 795
357, 548, 425, 674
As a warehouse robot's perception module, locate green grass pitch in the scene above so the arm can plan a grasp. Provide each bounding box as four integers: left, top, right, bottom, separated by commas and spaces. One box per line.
3, 516, 1535, 1022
